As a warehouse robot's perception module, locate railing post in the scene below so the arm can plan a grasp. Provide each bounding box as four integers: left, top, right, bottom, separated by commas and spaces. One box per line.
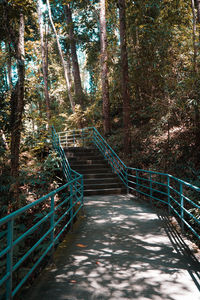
65, 132, 68, 147
180, 183, 184, 232
50, 195, 55, 255
80, 176, 85, 215
167, 175, 171, 215
149, 173, 152, 205
81, 176, 84, 205
136, 170, 139, 195
126, 168, 129, 194
69, 183, 73, 231
6, 219, 14, 300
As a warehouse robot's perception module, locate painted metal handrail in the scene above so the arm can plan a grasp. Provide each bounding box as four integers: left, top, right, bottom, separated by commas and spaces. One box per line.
58, 127, 128, 187
52, 126, 82, 181
0, 127, 84, 299
57, 127, 200, 241
0, 176, 83, 299
127, 168, 200, 239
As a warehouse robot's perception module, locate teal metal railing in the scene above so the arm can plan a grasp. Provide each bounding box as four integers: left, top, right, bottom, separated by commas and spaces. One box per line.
127, 168, 200, 239
58, 127, 200, 241
58, 127, 128, 186
0, 128, 83, 299
1, 126, 199, 299
52, 126, 83, 181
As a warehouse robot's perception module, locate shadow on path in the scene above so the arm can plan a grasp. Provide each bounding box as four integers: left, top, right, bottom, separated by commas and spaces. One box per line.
27, 195, 200, 300
157, 209, 200, 292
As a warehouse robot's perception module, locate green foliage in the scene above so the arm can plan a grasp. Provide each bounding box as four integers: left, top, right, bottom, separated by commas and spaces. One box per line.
0, 0, 199, 218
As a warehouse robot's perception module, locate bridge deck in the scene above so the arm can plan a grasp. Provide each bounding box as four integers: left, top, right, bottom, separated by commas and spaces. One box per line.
27, 195, 200, 300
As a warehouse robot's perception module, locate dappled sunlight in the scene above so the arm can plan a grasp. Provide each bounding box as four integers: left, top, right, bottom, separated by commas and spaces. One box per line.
28, 195, 200, 300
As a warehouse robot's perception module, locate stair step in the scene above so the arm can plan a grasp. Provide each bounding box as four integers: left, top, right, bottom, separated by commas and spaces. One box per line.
84, 182, 123, 190
71, 164, 109, 170
65, 147, 97, 153
84, 178, 121, 184
66, 153, 101, 159
68, 153, 105, 162
84, 188, 126, 196
63, 146, 126, 196
83, 173, 117, 179
69, 159, 105, 165
73, 168, 111, 174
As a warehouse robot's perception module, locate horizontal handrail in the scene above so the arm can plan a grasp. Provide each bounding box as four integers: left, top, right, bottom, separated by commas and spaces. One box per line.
128, 166, 200, 191
57, 127, 200, 242
0, 175, 83, 299
127, 168, 200, 240
0, 127, 84, 299
58, 127, 128, 186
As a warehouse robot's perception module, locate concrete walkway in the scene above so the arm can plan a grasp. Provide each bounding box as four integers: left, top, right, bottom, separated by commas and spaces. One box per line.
28, 195, 200, 300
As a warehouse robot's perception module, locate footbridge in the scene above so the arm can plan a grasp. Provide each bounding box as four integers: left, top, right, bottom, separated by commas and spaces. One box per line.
0, 127, 199, 299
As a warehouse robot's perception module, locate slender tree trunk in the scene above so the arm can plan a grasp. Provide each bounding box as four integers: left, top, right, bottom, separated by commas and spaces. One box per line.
65, 3, 84, 108
196, 0, 200, 23
118, 0, 131, 155
46, 0, 75, 112
100, 0, 111, 135
191, 0, 198, 73
37, 0, 51, 129
6, 43, 13, 90
10, 12, 25, 207
45, 23, 49, 71
191, 0, 200, 146
66, 52, 73, 101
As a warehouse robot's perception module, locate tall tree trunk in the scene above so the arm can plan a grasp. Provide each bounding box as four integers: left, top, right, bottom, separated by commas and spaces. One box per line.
191, 0, 200, 146
10, 12, 25, 207
66, 52, 73, 103
191, 0, 198, 73
99, 0, 111, 135
118, 0, 131, 155
37, 0, 51, 129
6, 43, 13, 90
65, 3, 84, 108
46, 0, 75, 112
196, 0, 200, 23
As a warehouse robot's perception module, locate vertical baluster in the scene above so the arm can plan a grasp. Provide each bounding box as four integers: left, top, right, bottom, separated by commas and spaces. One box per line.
81, 176, 84, 205
6, 219, 14, 300
180, 183, 184, 232
50, 195, 55, 256
125, 168, 129, 194
149, 173, 152, 205
69, 183, 73, 230
80, 176, 84, 216
167, 175, 171, 214
136, 170, 139, 194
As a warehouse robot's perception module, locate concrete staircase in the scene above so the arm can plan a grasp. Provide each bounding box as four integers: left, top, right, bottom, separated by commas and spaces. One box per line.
65, 147, 126, 196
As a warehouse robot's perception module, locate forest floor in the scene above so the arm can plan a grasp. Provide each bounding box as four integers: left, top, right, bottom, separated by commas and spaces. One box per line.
26, 194, 200, 300
108, 124, 200, 186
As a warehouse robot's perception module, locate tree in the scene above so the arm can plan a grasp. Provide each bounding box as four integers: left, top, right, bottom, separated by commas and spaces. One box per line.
46, 0, 75, 112
10, 12, 25, 202
118, 0, 131, 155
65, 3, 84, 108
99, 0, 111, 135
191, 0, 200, 146
37, 0, 51, 129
